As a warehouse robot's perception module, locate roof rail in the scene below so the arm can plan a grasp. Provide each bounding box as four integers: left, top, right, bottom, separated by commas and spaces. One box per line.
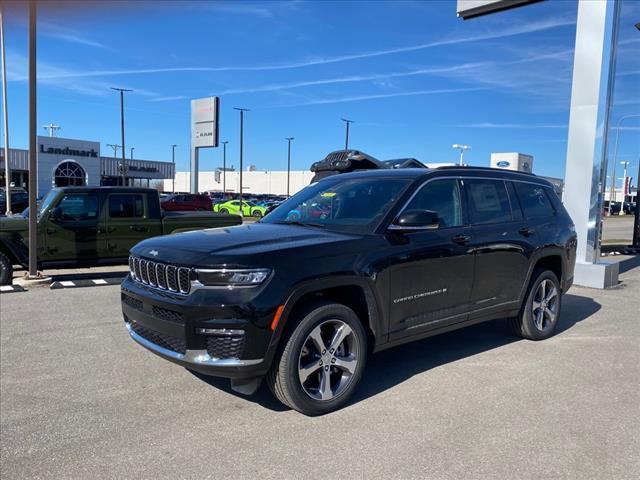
435, 165, 538, 176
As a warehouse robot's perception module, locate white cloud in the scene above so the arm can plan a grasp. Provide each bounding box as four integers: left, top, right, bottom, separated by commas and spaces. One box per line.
40, 21, 108, 49
455, 123, 567, 129
22, 13, 574, 83
150, 95, 189, 102
271, 87, 484, 108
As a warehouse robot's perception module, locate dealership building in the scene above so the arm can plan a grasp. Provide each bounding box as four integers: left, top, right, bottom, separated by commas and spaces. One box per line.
0, 136, 174, 197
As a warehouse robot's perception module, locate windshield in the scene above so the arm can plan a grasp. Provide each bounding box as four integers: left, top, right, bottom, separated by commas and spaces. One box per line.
262, 177, 411, 233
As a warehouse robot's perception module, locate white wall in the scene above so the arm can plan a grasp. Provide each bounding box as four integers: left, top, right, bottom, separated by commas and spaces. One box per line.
165, 170, 315, 195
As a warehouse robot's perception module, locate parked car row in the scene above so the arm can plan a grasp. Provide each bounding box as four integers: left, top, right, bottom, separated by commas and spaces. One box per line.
0, 187, 29, 214
603, 200, 636, 215
158, 192, 285, 216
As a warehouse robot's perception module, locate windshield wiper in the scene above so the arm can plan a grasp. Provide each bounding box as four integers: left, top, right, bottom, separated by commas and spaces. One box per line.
272, 220, 326, 228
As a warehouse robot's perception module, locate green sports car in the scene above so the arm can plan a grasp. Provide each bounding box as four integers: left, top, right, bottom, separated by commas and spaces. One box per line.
213, 200, 267, 217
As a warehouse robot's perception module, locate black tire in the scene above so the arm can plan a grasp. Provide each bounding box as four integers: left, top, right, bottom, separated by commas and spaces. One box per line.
267, 301, 368, 416
509, 268, 562, 341
219, 208, 229, 214
0, 251, 13, 286
252, 210, 263, 218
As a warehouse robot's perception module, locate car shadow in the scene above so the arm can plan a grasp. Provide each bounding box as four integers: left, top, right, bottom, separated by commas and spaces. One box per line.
190, 293, 601, 413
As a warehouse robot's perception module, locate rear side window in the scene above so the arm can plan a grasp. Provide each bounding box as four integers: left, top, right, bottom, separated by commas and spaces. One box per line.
514, 182, 555, 219
465, 179, 512, 225
109, 194, 144, 218
404, 179, 463, 228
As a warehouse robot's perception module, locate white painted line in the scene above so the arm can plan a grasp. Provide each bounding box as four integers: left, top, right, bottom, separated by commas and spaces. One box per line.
92, 279, 108, 285
60, 281, 76, 287
0, 285, 13, 292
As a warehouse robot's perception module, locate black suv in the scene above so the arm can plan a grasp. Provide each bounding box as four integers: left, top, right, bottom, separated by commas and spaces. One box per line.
121, 167, 577, 415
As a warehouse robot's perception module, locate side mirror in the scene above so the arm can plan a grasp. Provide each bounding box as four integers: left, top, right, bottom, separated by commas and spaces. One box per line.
50, 206, 62, 221
389, 209, 439, 232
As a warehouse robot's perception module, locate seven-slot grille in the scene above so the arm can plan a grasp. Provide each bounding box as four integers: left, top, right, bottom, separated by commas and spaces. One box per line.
129, 255, 192, 294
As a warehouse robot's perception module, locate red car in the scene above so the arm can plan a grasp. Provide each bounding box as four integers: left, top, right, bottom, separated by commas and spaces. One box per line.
160, 193, 212, 211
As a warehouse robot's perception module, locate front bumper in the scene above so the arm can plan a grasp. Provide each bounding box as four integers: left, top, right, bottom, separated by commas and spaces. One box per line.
121, 276, 278, 379
125, 322, 263, 376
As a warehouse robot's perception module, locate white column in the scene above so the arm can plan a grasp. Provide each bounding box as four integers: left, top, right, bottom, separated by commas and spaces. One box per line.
563, 0, 620, 288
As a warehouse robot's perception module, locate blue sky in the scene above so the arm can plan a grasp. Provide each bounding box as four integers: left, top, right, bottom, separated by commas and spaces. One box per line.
3, 0, 639, 182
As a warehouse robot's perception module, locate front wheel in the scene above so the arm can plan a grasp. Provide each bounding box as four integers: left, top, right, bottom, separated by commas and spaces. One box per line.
0, 251, 13, 286
219, 208, 229, 214
267, 301, 367, 415
252, 210, 263, 218
509, 268, 562, 340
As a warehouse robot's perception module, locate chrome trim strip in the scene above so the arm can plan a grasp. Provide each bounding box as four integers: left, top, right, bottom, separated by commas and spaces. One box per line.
387, 224, 439, 231
126, 323, 262, 367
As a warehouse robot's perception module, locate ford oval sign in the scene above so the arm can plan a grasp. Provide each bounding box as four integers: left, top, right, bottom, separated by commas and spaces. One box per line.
496, 161, 511, 168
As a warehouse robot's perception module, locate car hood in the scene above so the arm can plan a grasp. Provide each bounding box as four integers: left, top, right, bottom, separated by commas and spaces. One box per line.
0, 214, 28, 233
131, 222, 362, 266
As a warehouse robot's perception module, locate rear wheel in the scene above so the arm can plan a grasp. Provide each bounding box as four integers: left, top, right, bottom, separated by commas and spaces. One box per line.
0, 251, 13, 286
252, 210, 263, 218
267, 301, 367, 416
219, 208, 229, 214
509, 268, 562, 340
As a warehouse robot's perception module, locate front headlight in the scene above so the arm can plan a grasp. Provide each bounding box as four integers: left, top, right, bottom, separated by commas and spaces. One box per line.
194, 268, 272, 287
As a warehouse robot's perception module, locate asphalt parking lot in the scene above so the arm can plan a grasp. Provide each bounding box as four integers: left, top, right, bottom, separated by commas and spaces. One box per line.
1, 258, 639, 479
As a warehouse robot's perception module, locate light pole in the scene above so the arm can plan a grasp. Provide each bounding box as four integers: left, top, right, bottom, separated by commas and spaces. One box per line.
285, 137, 294, 197
42, 123, 60, 137
111, 87, 132, 186
608, 114, 640, 214
621, 161, 630, 201
1, 5, 12, 215
221, 140, 228, 198
107, 144, 120, 159
170, 144, 176, 193
130, 147, 134, 160
452, 144, 471, 166
633, 22, 640, 247
234, 108, 249, 210
27, 0, 37, 279
341, 118, 354, 150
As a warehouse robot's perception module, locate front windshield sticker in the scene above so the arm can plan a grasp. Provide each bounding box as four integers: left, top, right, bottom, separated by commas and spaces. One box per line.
321, 192, 337, 198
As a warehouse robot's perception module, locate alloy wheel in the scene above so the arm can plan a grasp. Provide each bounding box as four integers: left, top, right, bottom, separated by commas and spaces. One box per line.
297, 320, 359, 401
532, 279, 558, 331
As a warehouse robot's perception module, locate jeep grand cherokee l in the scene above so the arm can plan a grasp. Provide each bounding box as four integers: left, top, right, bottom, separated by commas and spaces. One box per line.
121, 167, 577, 415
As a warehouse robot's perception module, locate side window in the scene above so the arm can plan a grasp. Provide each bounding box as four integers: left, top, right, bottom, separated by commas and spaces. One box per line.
57, 194, 99, 221
514, 182, 555, 219
404, 179, 463, 228
465, 179, 512, 225
109, 194, 144, 218
184, 195, 196, 202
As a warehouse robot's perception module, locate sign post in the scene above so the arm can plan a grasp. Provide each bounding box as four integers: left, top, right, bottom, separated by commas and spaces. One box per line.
190, 97, 219, 193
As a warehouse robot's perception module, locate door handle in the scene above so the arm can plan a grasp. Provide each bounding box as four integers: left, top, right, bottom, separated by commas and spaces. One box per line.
129, 225, 148, 233
519, 227, 535, 237
451, 234, 471, 245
